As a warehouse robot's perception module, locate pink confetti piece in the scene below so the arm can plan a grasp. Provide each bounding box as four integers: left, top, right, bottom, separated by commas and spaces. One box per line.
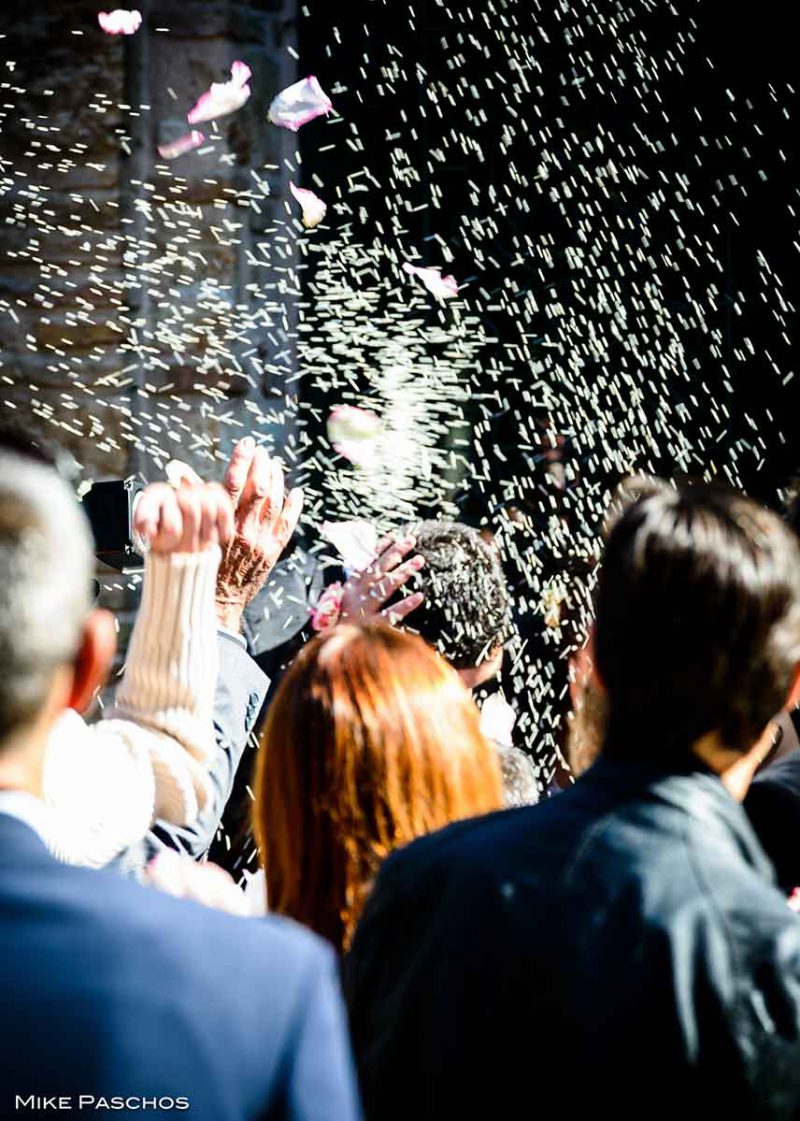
402, 262, 459, 300
788, 888, 800, 913
157, 130, 205, 161
268, 76, 333, 131
289, 181, 327, 228
97, 9, 142, 35
187, 60, 252, 125
327, 405, 382, 466
310, 583, 344, 631
321, 520, 379, 572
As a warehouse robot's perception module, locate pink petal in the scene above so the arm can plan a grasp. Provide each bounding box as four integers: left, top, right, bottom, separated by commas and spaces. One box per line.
157, 130, 205, 160
289, 181, 327, 228
97, 9, 142, 35
268, 76, 333, 132
187, 61, 252, 124
321, 520, 379, 571
327, 405, 382, 465
230, 60, 252, 86
402, 261, 459, 300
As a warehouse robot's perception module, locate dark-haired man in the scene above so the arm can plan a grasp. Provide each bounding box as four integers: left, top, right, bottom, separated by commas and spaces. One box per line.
345, 482, 800, 1121
339, 519, 538, 805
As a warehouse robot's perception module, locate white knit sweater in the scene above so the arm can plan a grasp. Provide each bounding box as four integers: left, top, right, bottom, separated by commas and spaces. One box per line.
43, 547, 220, 868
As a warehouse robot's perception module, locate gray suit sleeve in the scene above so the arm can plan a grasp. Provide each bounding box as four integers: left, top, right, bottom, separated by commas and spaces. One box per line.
139, 631, 269, 866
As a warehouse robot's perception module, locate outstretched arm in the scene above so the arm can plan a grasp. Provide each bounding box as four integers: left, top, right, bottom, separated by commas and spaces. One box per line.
43, 482, 233, 867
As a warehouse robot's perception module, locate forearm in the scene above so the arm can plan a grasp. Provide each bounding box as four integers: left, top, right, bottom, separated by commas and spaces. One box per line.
110, 547, 221, 765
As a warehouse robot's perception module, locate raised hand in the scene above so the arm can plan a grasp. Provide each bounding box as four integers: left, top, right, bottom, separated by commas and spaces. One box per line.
338, 533, 425, 625
215, 437, 304, 632
133, 481, 234, 555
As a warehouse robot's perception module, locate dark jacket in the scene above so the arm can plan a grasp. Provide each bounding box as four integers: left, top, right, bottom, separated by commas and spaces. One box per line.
746, 710, 800, 894
345, 757, 800, 1121
0, 814, 361, 1121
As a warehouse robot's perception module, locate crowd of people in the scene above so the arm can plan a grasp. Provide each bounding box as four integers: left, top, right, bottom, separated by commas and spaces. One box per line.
5, 429, 800, 1118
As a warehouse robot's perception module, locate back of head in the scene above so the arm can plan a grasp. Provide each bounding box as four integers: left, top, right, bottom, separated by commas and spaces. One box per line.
595, 481, 800, 760
397, 520, 512, 670
0, 447, 93, 745
255, 623, 503, 950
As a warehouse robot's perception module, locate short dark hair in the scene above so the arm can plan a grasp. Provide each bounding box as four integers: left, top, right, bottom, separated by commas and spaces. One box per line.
397, 520, 512, 670
595, 482, 800, 758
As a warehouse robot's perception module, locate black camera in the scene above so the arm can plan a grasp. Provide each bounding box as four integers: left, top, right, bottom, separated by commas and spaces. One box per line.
81, 476, 147, 572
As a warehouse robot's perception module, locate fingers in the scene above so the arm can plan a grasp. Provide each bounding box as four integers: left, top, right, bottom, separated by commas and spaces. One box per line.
370, 533, 417, 578
381, 590, 424, 625
133, 483, 174, 543
272, 486, 304, 552
372, 553, 426, 603
165, 459, 202, 488
173, 486, 202, 552
223, 436, 256, 509
261, 456, 285, 527
144, 854, 249, 917
212, 483, 235, 545
179, 483, 234, 551
236, 445, 273, 530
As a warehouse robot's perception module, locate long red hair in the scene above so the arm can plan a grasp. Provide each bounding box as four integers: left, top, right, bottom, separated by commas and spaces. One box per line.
253, 623, 503, 951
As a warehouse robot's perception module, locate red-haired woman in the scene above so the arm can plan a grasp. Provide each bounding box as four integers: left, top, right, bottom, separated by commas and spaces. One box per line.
253, 623, 504, 952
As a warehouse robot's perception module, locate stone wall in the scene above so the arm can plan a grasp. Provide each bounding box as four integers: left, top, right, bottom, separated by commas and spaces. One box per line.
0, 0, 299, 483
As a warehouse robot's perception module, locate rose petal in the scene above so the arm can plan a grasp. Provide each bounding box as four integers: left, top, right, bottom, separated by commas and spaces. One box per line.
321, 520, 379, 571
187, 61, 252, 125
289, 182, 327, 229
401, 261, 459, 300
268, 76, 333, 131
157, 130, 205, 160
97, 9, 142, 35
327, 405, 382, 465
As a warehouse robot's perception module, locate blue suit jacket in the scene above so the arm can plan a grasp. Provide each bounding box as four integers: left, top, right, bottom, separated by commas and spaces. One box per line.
0, 814, 361, 1121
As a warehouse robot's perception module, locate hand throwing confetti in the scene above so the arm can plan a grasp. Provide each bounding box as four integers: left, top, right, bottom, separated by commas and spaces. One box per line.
268, 76, 333, 131
401, 262, 459, 301
187, 61, 252, 125
97, 9, 142, 35
289, 182, 327, 229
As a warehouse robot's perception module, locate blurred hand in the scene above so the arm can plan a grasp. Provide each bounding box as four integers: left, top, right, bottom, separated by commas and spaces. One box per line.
339, 533, 425, 625
143, 851, 250, 917
215, 438, 304, 633
133, 481, 234, 555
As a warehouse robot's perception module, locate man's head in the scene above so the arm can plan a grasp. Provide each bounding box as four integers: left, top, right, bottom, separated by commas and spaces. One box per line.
0, 447, 115, 786
397, 520, 512, 686
594, 481, 800, 762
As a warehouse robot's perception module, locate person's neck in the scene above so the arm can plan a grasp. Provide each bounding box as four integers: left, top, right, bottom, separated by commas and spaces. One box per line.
693, 724, 776, 802
0, 723, 50, 799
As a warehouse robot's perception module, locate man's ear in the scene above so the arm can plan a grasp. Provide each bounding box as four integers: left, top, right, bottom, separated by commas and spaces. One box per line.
69, 609, 117, 715
569, 627, 602, 708
784, 664, 800, 712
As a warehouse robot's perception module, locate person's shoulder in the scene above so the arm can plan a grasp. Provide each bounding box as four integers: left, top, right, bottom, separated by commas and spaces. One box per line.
377, 803, 539, 894
54, 860, 330, 979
